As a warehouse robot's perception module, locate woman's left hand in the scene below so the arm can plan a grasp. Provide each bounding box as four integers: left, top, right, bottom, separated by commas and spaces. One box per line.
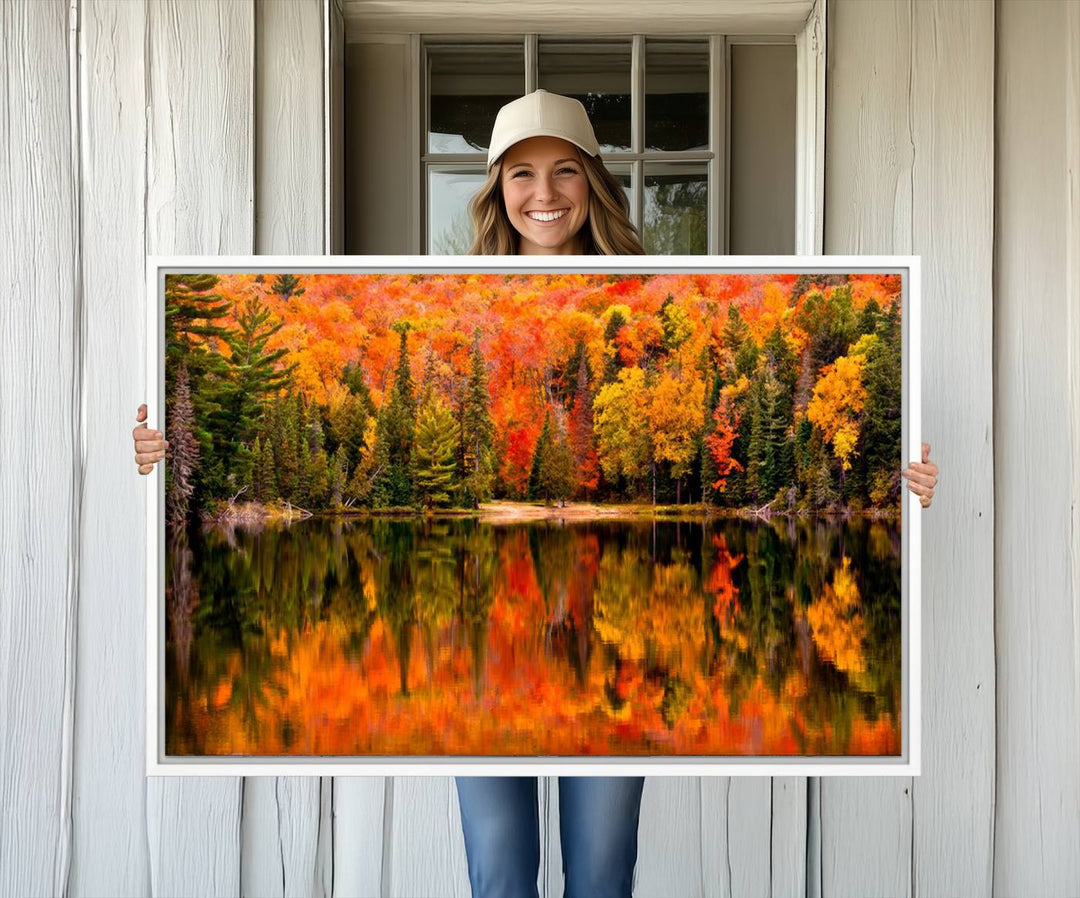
902, 442, 938, 509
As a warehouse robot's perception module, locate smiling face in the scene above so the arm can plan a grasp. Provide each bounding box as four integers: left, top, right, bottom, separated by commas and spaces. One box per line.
498, 136, 591, 255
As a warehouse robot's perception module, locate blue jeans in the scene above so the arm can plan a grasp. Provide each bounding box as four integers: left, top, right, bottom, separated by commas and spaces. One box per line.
454, 776, 646, 898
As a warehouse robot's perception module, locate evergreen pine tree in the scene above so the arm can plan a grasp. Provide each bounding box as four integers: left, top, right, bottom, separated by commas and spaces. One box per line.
164, 274, 232, 387
328, 446, 347, 507
164, 274, 233, 506
374, 325, 416, 507
414, 393, 458, 509
219, 291, 294, 443
745, 373, 768, 503
862, 302, 902, 505
297, 437, 312, 507
304, 414, 330, 506
857, 296, 882, 338
270, 273, 306, 302
257, 431, 278, 502
165, 361, 201, 526
460, 330, 495, 508
250, 436, 265, 502
721, 304, 756, 380
540, 419, 577, 505
276, 394, 301, 502
602, 308, 628, 383
528, 413, 552, 501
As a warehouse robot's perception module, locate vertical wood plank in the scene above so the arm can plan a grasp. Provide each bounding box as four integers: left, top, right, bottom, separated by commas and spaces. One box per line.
822, 3, 915, 896
699, 778, 773, 898
71, 0, 153, 894
243, 2, 328, 896
324, 1, 390, 894
700, 779, 730, 898
242, 777, 324, 898
333, 777, 386, 897
908, 2, 995, 896
771, 777, 808, 897
144, 1, 254, 893
994, 1, 1080, 892
826, 2, 996, 896
254, 0, 324, 256
1068, 13, 1080, 869
633, 778, 704, 898
386, 777, 470, 898
0, 1, 78, 895
821, 779, 911, 896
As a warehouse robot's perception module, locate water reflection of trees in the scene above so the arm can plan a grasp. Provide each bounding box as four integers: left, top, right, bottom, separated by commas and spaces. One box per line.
166, 515, 902, 755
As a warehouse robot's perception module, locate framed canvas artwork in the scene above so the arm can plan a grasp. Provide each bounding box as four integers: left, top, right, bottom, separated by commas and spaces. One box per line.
144, 255, 921, 776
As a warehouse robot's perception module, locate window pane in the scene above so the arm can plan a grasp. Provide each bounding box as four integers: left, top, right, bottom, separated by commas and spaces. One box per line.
538, 41, 631, 153
428, 44, 524, 154
643, 163, 707, 254
604, 163, 634, 222
645, 40, 709, 152
428, 167, 487, 254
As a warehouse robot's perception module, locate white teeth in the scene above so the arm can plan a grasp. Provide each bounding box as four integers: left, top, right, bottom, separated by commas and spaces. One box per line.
527, 209, 567, 222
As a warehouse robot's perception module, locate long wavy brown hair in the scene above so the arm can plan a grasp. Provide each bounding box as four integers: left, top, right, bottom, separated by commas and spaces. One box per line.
467, 149, 645, 256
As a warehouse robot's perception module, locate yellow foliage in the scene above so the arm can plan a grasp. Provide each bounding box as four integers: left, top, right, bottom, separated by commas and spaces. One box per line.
805, 557, 867, 675
646, 366, 706, 476
806, 353, 869, 471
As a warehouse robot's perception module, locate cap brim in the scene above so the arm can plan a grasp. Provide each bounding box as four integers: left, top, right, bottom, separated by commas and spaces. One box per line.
487, 131, 599, 168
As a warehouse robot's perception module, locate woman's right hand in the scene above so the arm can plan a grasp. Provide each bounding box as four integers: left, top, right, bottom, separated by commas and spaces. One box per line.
133, 403, 168, 475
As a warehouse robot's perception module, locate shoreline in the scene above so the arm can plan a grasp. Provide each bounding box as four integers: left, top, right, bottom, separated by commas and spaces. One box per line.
196, 499, 901, 525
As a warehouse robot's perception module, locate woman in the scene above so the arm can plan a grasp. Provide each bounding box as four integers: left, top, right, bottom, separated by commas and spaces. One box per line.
451, 90, 650, 898
131, 90, 939, 897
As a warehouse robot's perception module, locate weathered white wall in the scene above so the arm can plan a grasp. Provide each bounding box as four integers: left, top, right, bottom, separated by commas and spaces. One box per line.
824, 1, 998, 895
3, 1, 1078, 896
0, 2, 79, 896
994, 0, 1080, 892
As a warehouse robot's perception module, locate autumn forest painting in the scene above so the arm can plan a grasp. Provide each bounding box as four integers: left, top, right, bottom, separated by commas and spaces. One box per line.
162, 270, 905, 759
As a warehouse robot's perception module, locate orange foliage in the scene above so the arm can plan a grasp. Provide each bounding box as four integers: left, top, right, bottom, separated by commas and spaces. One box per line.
705, 384, 747, 491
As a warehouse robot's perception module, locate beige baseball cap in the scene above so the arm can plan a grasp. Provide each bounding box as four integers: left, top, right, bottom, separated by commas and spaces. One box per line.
486, 89, 601, 169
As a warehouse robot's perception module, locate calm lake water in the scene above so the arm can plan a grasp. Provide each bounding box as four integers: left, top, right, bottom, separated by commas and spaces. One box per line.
165, 515, 902, 757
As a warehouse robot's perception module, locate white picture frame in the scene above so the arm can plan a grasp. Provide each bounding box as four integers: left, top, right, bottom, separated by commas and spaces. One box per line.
145, 254, 920, 777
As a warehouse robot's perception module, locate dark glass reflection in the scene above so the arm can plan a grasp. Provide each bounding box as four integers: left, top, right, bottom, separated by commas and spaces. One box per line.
166, 516, 902, 758
645, 41, 710, 152
428, 44, 525, 153
539, 41, 632, 153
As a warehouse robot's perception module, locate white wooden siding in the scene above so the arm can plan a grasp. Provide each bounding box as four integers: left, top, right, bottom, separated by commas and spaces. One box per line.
994, 0, 1080, 893
825, 2, 996, 895
0, 2, 79, 896
2, 1, 1078, 897
246, 3, 331, 897
143, 0, 252, 890
71, 0, 152, 894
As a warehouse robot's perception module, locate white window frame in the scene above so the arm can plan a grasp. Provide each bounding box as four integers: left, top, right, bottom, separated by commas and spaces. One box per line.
402, 0, 826, 257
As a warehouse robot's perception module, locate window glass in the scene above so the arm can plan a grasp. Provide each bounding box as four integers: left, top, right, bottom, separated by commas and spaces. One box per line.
605, 163, 634, 213
643, 163, 708, 254
428, 167, 487, 254
538, 41, 632, 153
645, 40, 709, 152
428, 44, 524, 153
